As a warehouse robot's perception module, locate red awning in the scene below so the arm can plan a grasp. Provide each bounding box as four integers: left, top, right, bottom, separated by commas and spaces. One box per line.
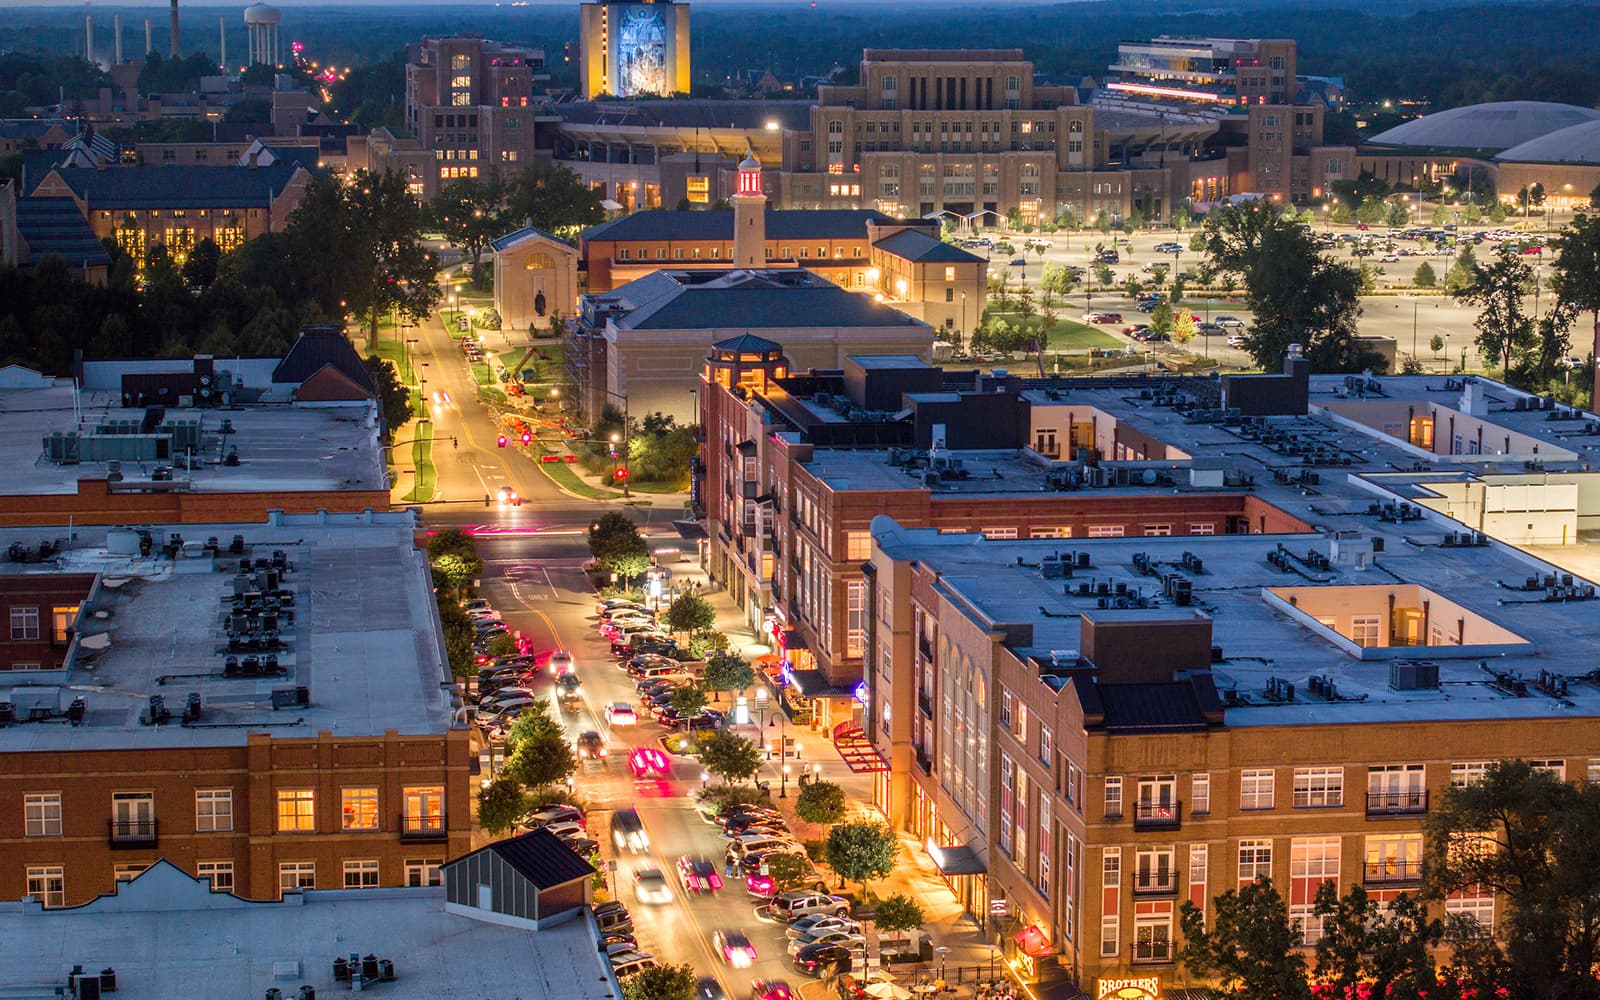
1015, 924, 1053, 958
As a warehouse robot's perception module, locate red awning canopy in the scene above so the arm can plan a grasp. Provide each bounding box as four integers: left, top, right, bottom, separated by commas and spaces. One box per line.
1015, 924, 1053, 958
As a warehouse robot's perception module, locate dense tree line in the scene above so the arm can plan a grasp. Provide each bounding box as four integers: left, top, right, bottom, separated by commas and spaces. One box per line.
0, 169, 438, 375
0, 52, 107, 116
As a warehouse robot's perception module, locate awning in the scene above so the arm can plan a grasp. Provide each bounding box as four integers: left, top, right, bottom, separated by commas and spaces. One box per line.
735, 440, 756, 455
786, 668, 854, 699
779, 628, 808, 651
1015, 924, 1053, 958
600, 199, 623, 211
671, 519, 708, 540
927, 842, 987, 876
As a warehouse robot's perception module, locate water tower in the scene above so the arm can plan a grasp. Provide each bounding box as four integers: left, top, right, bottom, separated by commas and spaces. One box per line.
243, 3, 282, 69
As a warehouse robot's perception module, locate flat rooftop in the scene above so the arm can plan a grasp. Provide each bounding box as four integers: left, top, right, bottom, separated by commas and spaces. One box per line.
876, 518, 1600, 728
0, 385, 387, 495
0, 511, 451, 751
0, 862, 616, 1000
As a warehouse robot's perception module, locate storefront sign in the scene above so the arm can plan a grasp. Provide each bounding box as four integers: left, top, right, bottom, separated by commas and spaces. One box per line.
989, 898, 1010, 917
1097, 976, 1161, 1000
853, 681, 869, 706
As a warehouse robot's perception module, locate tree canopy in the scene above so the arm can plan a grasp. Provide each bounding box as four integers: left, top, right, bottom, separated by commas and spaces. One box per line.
824, 821, 898, 891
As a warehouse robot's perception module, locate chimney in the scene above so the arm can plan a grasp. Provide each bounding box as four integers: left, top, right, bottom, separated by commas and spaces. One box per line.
169, 0, 179, 57
219, 17, 226, 72
114, 15, 123, 65
145, 20, 152, 59
85, 15, 93, 64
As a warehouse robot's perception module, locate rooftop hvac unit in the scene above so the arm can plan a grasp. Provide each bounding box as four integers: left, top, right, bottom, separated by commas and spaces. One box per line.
1389, 660, 1440, 691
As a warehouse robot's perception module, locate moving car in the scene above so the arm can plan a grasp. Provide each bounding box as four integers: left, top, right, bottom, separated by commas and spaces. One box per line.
494, 486, 518, 504
612, 807, 650, 852
633, 864, 672, 905
750, 980, 795, 1000
576, 731, 607, 759
605, 702, 638, 726
696, 978, 730, 1000
547, 650, 575, 675
678, 855, 724, 893
713, 930, 757, 968
555, 673, 584, 707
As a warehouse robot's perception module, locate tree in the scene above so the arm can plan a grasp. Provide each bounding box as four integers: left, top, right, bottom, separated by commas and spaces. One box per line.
588, 512, 650, 584
699, 731, 764, 785
505, 161, 606, 237
435, 594, 476, 678
1430, 334, 1446, 355
1313, 883, 1443, 1000
432, 555, 478, 601
428, 171, 509, 273
1203, 200, 1367, 371
872, 893, 926, 945
1331, 202, 1353, 225
1122, 276, 1143, 301
477, 777, 531, 836
1414, 261, 1438, 288
621, 963, 697, 1000
1149, 301, 1175, 335
1592, 182, 1600, 210
1357, 197, 1387, 226
223, 96, 272, 124
1040, 262, 1077, 297
240, 63, 277, 86
1388, 200, 1412, 228
1189, 231, 1209, 252
1453, 254, 1536, 375
504, 700, 578, 789
824, 821, 898, 892
363, 355, 412, 433
665, 592, 715, 635
796, 779, 847, 826
669, 681, 708, 719
1171, 310, 1197, 346
702, 650, 756, 704
1178, 877, 1310, 1000
182, 238, 222, 290
1313, 881, 1373, 1000
1549, 213, 1600, 400
1425, 759, 1600, 1000
761, 853, 818, 894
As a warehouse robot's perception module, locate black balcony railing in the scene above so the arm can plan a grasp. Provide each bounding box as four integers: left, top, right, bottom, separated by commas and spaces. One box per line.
913, 746, 933, 775
108, 818, 158, 848
917, 689, 933, 717
1133, 800, 1182, 829
1133, 940, 1174, 963
1132, 871, 1178, 895
917, 635, 934, 662
1363, 860, 1424, 884
399, 813, 448, 842
1366, 789, 1429, 816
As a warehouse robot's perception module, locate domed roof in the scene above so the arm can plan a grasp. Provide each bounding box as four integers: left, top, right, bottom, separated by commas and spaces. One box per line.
739, 149, 761, 171
243, 3, 282, 24
1366, 101, 1600, 155
1497, 118, 1600, 165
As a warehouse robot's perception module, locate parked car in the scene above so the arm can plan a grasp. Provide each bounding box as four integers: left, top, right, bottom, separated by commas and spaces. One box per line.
1095, 250, 1120, 263
787, 914, 861, 940
793, 942, 854, 977
1009, 257, 1027, 266
609, 953, 658, 980
1216, 316, 1246, 329
750, 980, 796, 1000
1196, 322, 1225, 336
596, 598, 647, 615
1155, 242, 1183, 254
528, 804, 585, 829
787, 929, 864, 957
696, 978, 731, 1000
1227, 335, 1248, 349
767, 890, 850, 923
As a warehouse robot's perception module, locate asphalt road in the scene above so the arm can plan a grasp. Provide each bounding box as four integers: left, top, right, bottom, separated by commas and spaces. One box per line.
470, 531, 817, 996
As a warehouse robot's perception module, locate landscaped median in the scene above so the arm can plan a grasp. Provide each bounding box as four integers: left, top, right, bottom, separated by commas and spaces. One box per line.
401, 421, 435, 503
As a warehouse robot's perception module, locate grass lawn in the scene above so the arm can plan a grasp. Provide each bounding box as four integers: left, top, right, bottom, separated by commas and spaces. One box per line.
479, 387, 507, 406
985, 311, 1121, 350
401, 422, 435, 503
470, 362, 492, 386
625, 479, 687, 495
372, 339, 417, 384
539, 459, 615, 500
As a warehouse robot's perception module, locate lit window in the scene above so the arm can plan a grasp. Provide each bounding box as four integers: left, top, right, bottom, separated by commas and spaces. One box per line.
403, 786, 445, 834
276, 789, 315, 832
341, 787, 379, 831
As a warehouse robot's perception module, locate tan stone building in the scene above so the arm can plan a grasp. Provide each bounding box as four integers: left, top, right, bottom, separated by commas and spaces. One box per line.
490, 224, 580, 333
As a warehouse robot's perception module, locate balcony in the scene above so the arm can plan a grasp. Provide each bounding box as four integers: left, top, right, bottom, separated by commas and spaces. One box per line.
108, 818, 158, 849
399, 813, 448, 842
917, 689, 933, 717
1363, 860, 1424, 885
1132, 870, 1178, 895
914, 745, 933, 775
1366, 789, 1428, 817
917, 634, 933, 662
1132, 940, 1174, 964
1132, 800, 1182, 830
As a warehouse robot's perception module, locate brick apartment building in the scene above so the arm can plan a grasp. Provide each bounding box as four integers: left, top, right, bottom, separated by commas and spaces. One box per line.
401, 35, 554, 198
743, 355, 1600, 998
695, 346, 1313, 732
0, 512, 470, 906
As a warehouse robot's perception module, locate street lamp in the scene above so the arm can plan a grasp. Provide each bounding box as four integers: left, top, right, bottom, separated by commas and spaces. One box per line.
781, 763, 792, 798
755, 686, 769, 731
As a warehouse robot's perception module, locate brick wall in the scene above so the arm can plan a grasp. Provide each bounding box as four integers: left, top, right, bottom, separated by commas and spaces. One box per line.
0, 480, 391, 527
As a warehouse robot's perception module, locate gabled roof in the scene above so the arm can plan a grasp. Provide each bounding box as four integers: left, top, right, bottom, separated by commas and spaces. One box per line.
293, 362, 374, 402
490, 224, 577, 254
257, 144, 322, 171
45, 163, 304, 210
462, 828, 597, 890
582, 209, 892, 245
872, 228, 984, 264
272, 327, 377, 392
15, 197, 111, 269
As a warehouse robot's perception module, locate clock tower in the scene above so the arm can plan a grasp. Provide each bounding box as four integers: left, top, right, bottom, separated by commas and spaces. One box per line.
732, 148, 767, 269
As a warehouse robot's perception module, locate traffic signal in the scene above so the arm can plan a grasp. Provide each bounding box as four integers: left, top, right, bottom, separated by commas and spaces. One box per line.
521, 431, 533, 446
614, 468, 628, 480
497, 435, 507, 448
